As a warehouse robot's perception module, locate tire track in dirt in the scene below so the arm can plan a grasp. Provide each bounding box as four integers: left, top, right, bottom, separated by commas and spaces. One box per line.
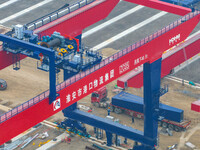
178, 123, 200, 149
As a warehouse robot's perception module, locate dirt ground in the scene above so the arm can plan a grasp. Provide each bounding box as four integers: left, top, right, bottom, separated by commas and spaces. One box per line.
0, 48, 200, 150
49, 78, 200, 150
49, 136, 93, 150
0, 110, 5, 116
0, 58, 49, 107
14, 125, 63, 150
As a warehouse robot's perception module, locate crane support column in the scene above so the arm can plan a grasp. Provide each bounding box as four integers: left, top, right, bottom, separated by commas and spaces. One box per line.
143, 58, 162, 148
49, 54, 56, 104
106, 131, 113, 146
0, 34, 57, 104
76, 34, 82, 49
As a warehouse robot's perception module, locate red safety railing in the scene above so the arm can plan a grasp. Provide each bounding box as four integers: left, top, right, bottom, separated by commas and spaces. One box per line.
25, 0, 96, 30
0, 10, 199, 124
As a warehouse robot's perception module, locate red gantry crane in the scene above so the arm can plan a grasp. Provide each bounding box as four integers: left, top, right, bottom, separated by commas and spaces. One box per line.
0, 0, 200, 149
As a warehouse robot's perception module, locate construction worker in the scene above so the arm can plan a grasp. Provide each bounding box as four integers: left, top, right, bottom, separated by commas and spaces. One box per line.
132, 116, 134, 123
94, 127, 97, 134
124, 138, 128, 144
107, 107, 111, 116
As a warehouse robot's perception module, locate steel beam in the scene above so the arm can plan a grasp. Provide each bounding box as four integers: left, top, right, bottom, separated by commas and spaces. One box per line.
62, 60, 162, 149
0, 34, 53, 55
63, 109, 157, 147
143, 58, 162, 146
0, 34, 56, 104
124, 0, 191, 16
0, 12, 199, 145
34, 0, 120, 37
106, 132, 113, 146
117, 32, 200, 88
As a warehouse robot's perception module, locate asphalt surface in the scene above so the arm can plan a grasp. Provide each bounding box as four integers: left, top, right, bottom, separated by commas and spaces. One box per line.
0, 0, 199, 82
174, 58, 200, 83
82, 1, 181, 50
0, 0, 77, 26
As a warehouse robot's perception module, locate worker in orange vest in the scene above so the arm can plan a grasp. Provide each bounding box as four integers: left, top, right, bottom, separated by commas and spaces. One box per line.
107, 107, 111, 116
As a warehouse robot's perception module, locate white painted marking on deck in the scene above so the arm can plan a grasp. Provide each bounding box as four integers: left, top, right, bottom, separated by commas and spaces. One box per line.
0, 0, 53, 24
82, 5, 144, 38
92, 11, 168, 50
0, 0, 19, 9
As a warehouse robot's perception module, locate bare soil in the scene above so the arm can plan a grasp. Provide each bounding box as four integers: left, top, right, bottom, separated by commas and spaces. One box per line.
14, 125, 63, 150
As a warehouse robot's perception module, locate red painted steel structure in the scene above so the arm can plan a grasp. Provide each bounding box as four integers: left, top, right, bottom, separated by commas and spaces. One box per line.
0, 11, 199, 144
191, 100, 200, 112
0, 0, 192, 70
33, 0, 191, 37
34, 0, 120, 37
124, 0, 191, 16
0, 47, 26, 70
0, 0, 120, 70
117, 34, 200, 88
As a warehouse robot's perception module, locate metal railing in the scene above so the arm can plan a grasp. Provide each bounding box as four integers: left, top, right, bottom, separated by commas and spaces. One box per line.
0, 11, 200, 124
24, 0, 95, 30
0, 90, 49, 123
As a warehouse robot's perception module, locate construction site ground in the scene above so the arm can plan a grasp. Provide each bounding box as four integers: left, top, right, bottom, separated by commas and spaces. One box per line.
15, 125, 63, 150
0, 48, 200, 150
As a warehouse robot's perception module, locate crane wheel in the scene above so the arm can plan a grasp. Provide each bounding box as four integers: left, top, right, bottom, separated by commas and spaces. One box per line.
168, 124, 174, 130
58, 52, 63, 56
174, 126, 181, 132
114, 107, 122, 114
162, 122, 168, 128
68, 45, 74, 49
60, 48, 68, 53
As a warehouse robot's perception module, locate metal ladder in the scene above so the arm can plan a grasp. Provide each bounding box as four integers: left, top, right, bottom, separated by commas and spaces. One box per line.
12, 54, 20, 70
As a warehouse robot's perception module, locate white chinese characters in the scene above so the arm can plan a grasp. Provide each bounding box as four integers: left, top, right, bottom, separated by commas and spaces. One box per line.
66, 69, 115, 104
119, 61, 129, 74
134, 54, 148, 65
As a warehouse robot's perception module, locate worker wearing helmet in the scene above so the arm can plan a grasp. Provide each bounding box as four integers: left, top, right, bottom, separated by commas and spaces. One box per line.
107, 107, 111, 116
